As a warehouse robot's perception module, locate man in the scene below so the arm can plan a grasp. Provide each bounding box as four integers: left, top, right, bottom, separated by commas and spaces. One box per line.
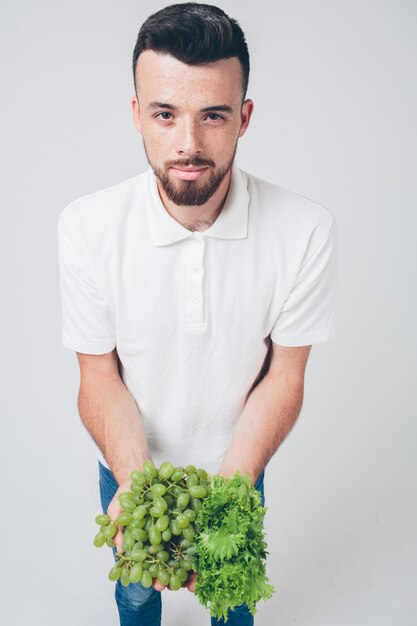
57, 3, 337, 625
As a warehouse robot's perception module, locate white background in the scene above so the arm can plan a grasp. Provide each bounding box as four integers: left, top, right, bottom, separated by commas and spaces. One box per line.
1, 1, 416, 624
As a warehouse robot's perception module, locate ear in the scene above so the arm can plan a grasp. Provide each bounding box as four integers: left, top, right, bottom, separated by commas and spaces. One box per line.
238, 99, 254, 138
132, 95, 142, 134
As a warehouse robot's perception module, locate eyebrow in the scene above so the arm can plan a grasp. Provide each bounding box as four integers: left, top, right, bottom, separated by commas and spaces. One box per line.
147, 102, 233, 114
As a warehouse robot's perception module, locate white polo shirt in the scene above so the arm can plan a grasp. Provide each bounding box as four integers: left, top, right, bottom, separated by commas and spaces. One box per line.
57, 163, 337, 475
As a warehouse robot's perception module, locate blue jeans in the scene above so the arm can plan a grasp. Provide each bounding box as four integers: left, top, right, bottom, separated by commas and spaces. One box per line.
99, 461, 265, 626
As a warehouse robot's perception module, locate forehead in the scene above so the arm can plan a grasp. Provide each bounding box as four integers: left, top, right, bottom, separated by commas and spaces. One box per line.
136, 50, 242, 106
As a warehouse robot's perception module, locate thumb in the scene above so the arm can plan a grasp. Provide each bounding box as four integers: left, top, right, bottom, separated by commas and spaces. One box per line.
114, 526, 124, 554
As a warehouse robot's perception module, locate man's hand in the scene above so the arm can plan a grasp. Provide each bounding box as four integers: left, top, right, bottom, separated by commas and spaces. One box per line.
151, 571, 197, 593
184, 571, 197, 593
107, 479, 132, 555
107, 480, 198, 593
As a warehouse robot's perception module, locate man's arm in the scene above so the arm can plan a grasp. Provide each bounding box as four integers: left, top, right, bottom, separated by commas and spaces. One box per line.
76, 347, 155, 558
76, 347, 152, 485
217, 342, 312, 485
185, 342, 312, 596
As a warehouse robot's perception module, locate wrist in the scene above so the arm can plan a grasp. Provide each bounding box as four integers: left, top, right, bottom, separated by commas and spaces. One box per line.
217, 462, 256, 485
111, 456, 153, 486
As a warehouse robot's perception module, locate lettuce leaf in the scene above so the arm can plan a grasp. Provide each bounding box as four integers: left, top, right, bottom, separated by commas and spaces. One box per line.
194, 472, 276, 622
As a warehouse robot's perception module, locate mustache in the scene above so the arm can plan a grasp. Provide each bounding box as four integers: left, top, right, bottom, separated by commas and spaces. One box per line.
168, 157, 215, 168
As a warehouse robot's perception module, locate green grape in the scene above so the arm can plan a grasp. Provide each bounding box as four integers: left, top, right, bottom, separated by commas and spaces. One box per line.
182, 525, 195, 541
115, 512, 132, 526
158, 461, 175, 480
144, 517, 153, 531
188, 485, 207, 498
161, 528, 172, 542
150, 504, 165, 518
130, 518, 146, 530
169, 574, 181, 590
149, 563, 159, 577
108, 564, 123, 581
190, 498, 203, 514
141, 570, 153, 588
170, 519, 182, 536
157, 569, 171, 586
119, 494, 137, 512
153, 496, 168, 511
95, 514, 110, 526
102, 523, 117, 539
186, 474, 199, 488
121, 566, 131, 587
148, 525, 162, 546
106, 538, 116, 548
176, 567, 188, 582
148, 543, 164, 555
142, 560, 151, 570
130, 470, 146, 484
155, 515, 169, 532
130, 548, 147, 562
130, 481, 143, 495
157, 550, 169, 563
185, 465, 197, 475
123, 531, 135, 551
176, 514, 189, 529
132, 505, 147, 521
145, 491, 154, 501
151, 483, 167, 497
171, 467, 184, 482
163, 494, 174, 508
133, 541, 144, 550
197, 468, 208, 480
172, 486, 183, 497
129, 520, 140, 529
183, 509, 196, 522
130, 528, 148, 542
129, 562, 143, 584
180, 558, 193, 571
93, 531, 106, 547
179, 538, 192, 549
185, 545, 197, 556
143, 460, 157, 481
176, 493, 190, 510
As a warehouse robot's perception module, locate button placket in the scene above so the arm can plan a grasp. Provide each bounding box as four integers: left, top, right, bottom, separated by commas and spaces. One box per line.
184, 234, 205, 327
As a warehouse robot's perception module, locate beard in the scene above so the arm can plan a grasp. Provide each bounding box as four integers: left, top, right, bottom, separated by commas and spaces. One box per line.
143, 141, 238, 206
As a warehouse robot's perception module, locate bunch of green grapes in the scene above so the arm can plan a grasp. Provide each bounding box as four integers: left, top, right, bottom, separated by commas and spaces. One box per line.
93, 460, 210, 590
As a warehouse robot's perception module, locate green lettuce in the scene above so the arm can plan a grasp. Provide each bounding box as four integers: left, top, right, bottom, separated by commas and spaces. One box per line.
194, 472, 275, 621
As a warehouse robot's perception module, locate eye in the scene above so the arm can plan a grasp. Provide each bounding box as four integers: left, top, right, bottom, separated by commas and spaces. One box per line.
156, 112, 173, 120
206, 113, 224, 121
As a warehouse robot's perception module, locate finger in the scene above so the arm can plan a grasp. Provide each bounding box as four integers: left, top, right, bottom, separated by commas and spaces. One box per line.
114, 527, 124, 554
152, 579, 166, 591
186, 573, 197, 593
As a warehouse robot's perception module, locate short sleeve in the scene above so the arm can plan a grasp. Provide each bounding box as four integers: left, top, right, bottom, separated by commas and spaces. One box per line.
57, 219, 116, 355
270, 216, 338, 347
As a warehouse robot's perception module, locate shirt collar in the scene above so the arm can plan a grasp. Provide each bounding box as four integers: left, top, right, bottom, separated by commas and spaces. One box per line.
145, 162, 249, 246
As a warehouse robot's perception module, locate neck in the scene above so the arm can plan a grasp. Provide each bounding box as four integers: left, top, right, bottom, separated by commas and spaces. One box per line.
156, 169, 232, 232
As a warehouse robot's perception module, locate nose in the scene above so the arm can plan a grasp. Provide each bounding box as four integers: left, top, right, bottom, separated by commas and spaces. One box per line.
176, 118, 203, 157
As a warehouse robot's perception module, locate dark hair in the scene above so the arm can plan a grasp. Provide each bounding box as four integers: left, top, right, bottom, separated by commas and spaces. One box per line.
132, 2, 250, 100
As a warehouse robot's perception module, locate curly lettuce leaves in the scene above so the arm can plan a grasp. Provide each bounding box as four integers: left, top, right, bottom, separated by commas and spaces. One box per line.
194, 472, 276, 622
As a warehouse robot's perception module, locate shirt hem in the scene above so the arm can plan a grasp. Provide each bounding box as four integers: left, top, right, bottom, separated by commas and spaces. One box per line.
271, 325, 334, 347
62, 332, 116, 354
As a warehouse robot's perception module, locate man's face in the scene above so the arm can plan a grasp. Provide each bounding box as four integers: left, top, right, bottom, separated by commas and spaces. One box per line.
132, 51, 253, 206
